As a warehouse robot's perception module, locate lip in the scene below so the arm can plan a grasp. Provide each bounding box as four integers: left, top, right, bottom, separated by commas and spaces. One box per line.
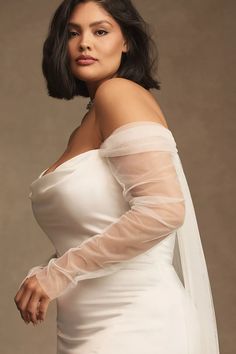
76, 54, 97, 60
76, 59, 97, 65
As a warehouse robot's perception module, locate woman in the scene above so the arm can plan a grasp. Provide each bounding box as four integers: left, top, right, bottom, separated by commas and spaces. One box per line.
14, 1, 220, 353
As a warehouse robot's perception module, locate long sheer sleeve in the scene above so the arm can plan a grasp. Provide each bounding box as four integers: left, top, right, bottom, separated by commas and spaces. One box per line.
17, 253, 57, 290
31, 122, 186, 300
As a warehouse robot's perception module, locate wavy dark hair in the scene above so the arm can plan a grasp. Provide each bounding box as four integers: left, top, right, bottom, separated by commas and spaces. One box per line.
42, 0, 161, 100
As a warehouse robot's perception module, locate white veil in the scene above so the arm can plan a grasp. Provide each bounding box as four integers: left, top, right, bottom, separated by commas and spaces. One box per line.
172, 153, 220, 353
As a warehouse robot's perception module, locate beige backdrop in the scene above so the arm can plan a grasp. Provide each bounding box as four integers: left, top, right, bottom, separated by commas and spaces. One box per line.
0, 0, 234, 353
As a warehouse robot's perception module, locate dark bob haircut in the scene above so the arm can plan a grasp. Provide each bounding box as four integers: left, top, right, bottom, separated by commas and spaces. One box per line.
42, 0, 161, 100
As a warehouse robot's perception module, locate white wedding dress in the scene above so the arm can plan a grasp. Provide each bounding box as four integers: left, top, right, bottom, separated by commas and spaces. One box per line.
19, 121, 219, 354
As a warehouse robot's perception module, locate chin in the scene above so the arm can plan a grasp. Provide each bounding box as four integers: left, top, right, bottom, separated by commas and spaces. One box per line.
70, 61, 120, 80
76, 71, 116, 83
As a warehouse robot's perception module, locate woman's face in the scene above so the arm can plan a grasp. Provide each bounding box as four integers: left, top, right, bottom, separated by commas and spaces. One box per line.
67, 1, 128, 95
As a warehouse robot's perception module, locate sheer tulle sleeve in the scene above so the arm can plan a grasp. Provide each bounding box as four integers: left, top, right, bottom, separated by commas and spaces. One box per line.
17, 253, 57, 290
31, 122, 186, 300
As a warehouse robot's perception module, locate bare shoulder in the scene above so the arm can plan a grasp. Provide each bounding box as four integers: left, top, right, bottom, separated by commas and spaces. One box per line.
94, 78, 169, 141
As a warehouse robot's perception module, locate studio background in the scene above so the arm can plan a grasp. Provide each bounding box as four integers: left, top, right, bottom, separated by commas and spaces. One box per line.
0, 1, 234, 353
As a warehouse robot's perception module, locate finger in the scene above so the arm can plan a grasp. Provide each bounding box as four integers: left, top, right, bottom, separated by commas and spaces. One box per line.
36, 297, 50, 321
14, 280, 27, 304
14, 282, 32, 323
17, 288, 33, 323
26, 291, 41, 325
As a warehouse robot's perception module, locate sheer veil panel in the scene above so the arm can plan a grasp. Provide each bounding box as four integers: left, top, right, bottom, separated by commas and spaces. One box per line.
173, 153, 220, 353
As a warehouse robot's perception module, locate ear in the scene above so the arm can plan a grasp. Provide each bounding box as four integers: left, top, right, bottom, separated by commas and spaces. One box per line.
122, 40, 129, 53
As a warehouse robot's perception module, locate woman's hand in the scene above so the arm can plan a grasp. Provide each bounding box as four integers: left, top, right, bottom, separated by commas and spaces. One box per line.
14, 274, 51, 325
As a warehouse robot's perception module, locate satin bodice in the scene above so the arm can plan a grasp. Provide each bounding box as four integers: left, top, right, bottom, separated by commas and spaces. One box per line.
29, 148, 176, 267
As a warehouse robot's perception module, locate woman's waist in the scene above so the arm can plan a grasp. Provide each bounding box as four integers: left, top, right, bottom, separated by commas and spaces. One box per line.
71, 261, 181, 302
57, 263, 185, 321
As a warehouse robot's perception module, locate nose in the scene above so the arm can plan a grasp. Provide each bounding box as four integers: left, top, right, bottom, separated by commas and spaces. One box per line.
79, 42, 91, 51
78, 33, 92, 51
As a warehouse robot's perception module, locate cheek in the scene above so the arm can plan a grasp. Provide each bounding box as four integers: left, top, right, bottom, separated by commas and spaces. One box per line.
98, 36, 123, 56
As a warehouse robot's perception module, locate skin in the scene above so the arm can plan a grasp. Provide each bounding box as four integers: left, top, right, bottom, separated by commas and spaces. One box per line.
14, 0, 168, 326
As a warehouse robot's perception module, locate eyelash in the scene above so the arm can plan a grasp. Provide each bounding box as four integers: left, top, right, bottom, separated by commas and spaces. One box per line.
68, 30, 108, 38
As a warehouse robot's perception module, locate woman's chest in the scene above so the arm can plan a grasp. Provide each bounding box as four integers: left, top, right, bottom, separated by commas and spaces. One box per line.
43, 109, 102, 175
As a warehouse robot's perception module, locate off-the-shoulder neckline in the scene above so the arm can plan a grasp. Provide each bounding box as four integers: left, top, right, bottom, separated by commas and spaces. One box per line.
38, 120, 171, 178
100, 120, 171, 146
109, 120, 170, 133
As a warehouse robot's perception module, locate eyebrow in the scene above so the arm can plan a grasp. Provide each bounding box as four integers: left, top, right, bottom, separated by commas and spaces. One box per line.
68, 20, 113, 28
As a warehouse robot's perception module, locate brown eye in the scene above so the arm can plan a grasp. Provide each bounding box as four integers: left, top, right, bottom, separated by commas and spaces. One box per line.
96, 30, 108, 36
68, 31, 79, 38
